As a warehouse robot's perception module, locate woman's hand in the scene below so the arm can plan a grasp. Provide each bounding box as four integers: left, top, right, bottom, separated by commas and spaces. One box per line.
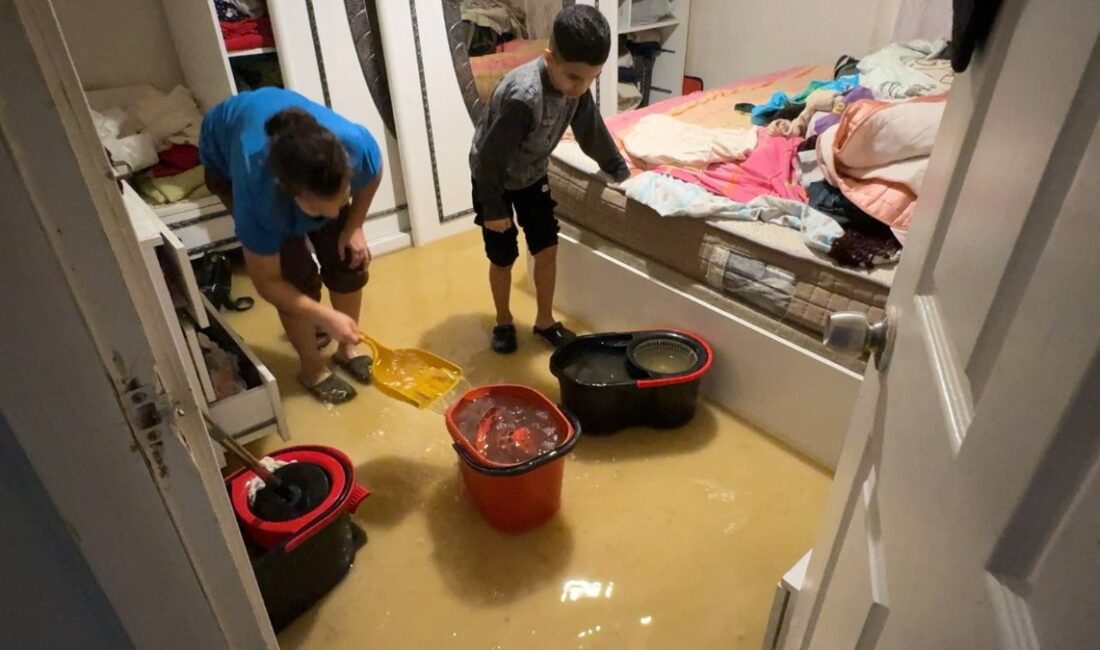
318, 308, 361, 346
338, 226, 371, 268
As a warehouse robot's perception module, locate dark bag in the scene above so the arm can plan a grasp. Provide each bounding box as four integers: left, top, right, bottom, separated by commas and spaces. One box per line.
195, 252, 255, 312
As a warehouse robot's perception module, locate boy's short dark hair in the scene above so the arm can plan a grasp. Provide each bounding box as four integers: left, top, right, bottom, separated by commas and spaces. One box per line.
551, 5, 611, 66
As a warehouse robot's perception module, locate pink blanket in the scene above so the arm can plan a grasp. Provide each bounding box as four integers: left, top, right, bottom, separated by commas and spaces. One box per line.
595, 65, 828, 203
661, 132, 807, 203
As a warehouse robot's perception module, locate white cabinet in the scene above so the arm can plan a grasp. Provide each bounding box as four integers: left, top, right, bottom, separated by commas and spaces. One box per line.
122, 183, 288, 461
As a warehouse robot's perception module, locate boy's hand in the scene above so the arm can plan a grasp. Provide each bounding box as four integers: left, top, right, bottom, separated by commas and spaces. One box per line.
483, 218, 514, 233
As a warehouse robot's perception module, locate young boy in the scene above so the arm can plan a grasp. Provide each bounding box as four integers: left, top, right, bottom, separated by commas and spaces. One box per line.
469, 5, 629, 354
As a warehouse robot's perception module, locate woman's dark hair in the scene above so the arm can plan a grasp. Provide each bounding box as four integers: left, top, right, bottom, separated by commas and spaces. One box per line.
551, 5, 611, 66
264, 107, 348, 197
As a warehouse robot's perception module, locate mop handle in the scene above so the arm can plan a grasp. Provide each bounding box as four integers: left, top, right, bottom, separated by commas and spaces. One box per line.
204, 414, 281, 487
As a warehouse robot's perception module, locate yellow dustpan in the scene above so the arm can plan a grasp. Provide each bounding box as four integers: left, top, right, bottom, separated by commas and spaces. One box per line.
360, 333, 463, 409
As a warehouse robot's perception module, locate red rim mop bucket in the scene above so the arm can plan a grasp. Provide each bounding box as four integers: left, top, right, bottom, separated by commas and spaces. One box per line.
445, 385, 581, 533
226, 445, 370, 552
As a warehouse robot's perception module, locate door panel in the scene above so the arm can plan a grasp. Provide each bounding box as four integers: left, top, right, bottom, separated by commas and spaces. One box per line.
271, 1, 411, 246
783, 0, 1100, 647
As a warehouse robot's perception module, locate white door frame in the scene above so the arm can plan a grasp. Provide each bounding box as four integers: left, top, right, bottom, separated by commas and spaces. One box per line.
4, 2, 272, 646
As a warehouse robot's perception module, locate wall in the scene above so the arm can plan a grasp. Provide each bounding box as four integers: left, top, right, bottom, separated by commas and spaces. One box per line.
52, 0, 183, 91
685, 0, 896, 87
0, 412, 133, 649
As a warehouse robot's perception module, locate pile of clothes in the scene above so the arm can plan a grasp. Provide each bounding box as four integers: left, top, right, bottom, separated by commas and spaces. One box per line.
618, 40, 953, 270
91, 85, 211, 205
460, 0, 526, 56
216, 0, 274, 52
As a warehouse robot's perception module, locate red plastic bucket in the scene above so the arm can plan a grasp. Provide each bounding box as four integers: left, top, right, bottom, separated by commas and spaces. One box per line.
445, 385, 581, 533
226, 445, 370, 551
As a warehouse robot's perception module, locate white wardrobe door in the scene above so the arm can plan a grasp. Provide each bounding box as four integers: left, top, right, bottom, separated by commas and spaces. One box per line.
270, 0, 411, 255
376, 0, 615, 245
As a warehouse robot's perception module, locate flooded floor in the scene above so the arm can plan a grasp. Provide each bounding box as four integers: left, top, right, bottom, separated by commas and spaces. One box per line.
227, 230, 832, 649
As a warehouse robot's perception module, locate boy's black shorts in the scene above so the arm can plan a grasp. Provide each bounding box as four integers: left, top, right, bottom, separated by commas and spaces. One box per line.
472, 176, 559, 268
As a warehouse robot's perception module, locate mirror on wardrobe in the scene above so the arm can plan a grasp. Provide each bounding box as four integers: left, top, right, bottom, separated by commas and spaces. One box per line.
444, 0, 573, 122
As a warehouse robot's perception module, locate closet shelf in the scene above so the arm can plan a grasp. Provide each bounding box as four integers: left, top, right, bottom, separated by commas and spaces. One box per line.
619, 16, 680, 34
227, 46, 277, 58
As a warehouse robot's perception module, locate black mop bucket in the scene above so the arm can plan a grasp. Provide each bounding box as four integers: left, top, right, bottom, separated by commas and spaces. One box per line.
550, 330, 713, 433
225, 445, 369, 631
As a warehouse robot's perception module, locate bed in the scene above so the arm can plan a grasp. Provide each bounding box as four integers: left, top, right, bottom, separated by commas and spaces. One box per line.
551, 64, 903, 362
547, 52, 951, 467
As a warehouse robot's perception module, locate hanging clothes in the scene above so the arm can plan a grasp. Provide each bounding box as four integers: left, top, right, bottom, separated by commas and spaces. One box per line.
952, 0, 1005, 72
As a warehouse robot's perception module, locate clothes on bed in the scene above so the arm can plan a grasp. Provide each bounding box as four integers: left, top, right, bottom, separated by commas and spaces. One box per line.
661, 131, 806, 204
766, 88, 842, 138
622, 171, 849, 263
749, 75, 859, 126
817, 93, 948, 243
857, 40, 953, 99
807, 86, 875, 136
808, 181, 902, 268
623, 114, 757, 169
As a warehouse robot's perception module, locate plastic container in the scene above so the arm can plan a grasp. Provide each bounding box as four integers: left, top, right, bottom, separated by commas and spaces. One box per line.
225, 445, 370, 631
550, 330, 713, 434
446, 385, 581, 533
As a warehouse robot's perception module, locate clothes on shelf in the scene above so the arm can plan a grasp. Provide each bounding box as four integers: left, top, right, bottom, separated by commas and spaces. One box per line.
151, 143, 201, 178
215, 0, 267, 22
619, 82, 643, 112
221, 17, 275, 51
135, 165, 211, 205
197, 331, 248, 401
89, 85, 204, 177
232, 54, 283, 91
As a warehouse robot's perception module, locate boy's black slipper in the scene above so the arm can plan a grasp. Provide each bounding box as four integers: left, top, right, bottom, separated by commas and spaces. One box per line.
533, 322, 576, 349
491, 324, 518, 354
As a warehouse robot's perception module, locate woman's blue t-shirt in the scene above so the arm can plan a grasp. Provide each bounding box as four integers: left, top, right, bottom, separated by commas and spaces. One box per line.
199, 88, 382, 255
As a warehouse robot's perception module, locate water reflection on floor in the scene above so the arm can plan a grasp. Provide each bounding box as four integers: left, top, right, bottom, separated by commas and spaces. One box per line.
228, 231, 831, 649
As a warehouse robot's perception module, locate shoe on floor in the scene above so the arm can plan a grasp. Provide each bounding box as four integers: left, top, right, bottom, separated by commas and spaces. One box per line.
533, 322, 576, 348
299, 373, 357, 404
491, 324, 518, 354
333, 353, 373, 384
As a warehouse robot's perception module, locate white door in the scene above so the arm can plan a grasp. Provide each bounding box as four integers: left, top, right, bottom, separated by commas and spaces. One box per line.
270, 0, 412, 256
783, 1, 1100, 648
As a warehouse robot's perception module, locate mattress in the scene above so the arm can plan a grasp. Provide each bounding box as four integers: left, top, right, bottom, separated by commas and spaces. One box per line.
550, 161, 892, 343
549, 64, 895, 343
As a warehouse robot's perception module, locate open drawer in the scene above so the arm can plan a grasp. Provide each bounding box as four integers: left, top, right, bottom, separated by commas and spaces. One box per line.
155, 195, 239, 258
181, 296, 289, 446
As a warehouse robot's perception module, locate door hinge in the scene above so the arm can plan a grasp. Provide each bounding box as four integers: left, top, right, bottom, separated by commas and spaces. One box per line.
121, 382, 175, 479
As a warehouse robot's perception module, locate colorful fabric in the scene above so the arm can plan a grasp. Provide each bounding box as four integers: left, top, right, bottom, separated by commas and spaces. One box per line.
661, 131, 807, 204
623, 114, 757, 169
817, 93, 948, 242
136, 165, 211, 205
857, 39, 952, 99
750, 75, 859, 126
